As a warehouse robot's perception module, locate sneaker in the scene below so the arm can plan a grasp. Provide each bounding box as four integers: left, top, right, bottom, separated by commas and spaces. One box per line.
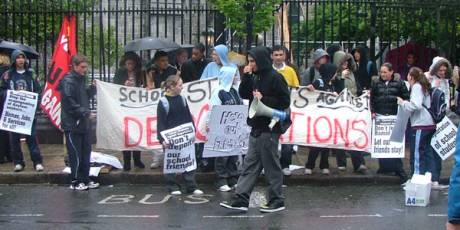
321, 168, 330, 175
432, 181, 449, 190
171, 190, 182, 195
134, 161, 145, 169
219, 185, 232, 192
70, 183, 88, 191
261, 169, 265, 175
35, 164, 44, 172
13, 164, 23, 172
87, 181, 100, 189
193, 189, 204, 195
356, 165, 368, 174
282, 168, 291, 176
304, 168, 312, 175
260, 200, 286, 213
150, 162, 160, 169
220, 198, 249, 211
338, 166, 346, 171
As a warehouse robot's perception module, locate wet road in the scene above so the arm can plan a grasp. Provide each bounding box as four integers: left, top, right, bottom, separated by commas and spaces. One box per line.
0, 184, 449, 230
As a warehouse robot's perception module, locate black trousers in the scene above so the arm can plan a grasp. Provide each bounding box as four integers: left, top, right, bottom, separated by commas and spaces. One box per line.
65, 131, 91, 184
280, 144, 293, 169
336, 150, 365, 171
306, 147, 329, 169
10, 122, 42, 166
0, 130, 11, 162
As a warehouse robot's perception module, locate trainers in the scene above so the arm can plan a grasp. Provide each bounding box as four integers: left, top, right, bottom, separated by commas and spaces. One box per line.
220, 197, 249, 211
260, 200, 286, 213
171, 190, 182, 195
282, 168, 291, 176
87, 181, 100, 189
432, 181, 449, 190
193, 189, 204, 195
338, 166, 346, 171
150, 162, 160, 169
321, 168, 330, 175
304, 168, 312, 175
70, 183, 88, 191
35, 164, 44, 172
356, 165, 368, 174
14, 164, 24, 172
219, 185, 232, 192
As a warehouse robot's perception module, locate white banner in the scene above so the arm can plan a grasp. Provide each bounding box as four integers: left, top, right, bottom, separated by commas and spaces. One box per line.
431, 117, 457, 161
160, 122, 197, 174
371, 115, 405, 158
203, 105, 250, 158
0, 90, 38, 135
280, 88, 372, 152
96, 78, 218, 151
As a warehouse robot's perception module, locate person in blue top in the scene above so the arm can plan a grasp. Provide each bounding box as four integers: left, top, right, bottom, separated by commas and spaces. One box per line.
447, 96, 460, 230
208, 66, 242, 192
200, 44, 239, 80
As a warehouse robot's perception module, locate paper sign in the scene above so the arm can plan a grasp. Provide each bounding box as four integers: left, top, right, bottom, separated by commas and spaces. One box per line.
371, 115, 405, 158
160, 122, 197, 174
0, 90, 38, 135
431, 117, 457, 160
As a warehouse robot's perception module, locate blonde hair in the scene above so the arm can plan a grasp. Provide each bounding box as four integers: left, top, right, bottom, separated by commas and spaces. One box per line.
0, 53, 10, 66
161, 74, 181, 90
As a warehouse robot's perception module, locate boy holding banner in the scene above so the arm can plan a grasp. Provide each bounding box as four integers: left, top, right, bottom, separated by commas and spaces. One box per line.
0, 50, 43, 172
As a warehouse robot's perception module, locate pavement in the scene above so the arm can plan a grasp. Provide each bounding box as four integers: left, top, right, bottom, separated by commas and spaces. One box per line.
0, 184, 450, 230
0, 143, 453, 185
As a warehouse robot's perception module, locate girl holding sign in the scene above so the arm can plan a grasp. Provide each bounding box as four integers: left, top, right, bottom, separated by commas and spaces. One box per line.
157, 74, 203, 196
208, 66, 242, 192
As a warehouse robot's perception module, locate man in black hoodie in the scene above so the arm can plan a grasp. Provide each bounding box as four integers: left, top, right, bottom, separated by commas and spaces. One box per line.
220, 47, 290, 213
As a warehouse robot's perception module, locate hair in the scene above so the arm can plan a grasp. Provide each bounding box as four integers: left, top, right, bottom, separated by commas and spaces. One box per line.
0, 53, 10, 66
194, 43, 206, 53
176, 48, 187, 56
153, 50, 168, 61
161, 74, 181, 90
272, 45, 286, 54
408, 67, 431, 93
407, 51, 416, 57
71, 54, 88, 66
381, 62, 393, 72
119, 51, 141, 69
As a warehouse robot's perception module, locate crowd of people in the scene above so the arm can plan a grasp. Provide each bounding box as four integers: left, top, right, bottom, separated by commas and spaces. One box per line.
0, 42, 459, 214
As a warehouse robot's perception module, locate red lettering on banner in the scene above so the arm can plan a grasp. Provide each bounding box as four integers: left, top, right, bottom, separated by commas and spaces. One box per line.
287, 112, 302, 142
352, 119, 368, 149
193, 104, 209, 141
313, 116, 332, 143
334, 118, 350, 147
146, 117, 160, 146
306, 116, 312, 144
124, 117, 142, 147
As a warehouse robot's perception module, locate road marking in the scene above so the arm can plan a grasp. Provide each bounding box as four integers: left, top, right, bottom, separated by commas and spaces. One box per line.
428, 214, 447, 217
320, 214, 383, 218
97, 215, 159, 218
203, 215, 264, 219
0, 214, 44, 217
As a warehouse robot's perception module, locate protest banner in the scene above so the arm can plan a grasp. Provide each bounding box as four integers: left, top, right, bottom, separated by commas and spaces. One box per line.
96, 78, 218, 151
203, 105, 250, 158
0, 90, 38, 135
280, 88, 372, 152
371, 115, 405, 158
160, 122, 197, 174
431, 117, 457, 160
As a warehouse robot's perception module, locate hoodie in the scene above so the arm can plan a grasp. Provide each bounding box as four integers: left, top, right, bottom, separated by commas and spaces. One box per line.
200, 45, 239, 80
351, 45, 375, 89
332, 51, 359, 95
238, 47, 290, 134
300, 49, 329, 86
426, 56, 452, 108
400, 83, 435, 129
0, 50, 40, 94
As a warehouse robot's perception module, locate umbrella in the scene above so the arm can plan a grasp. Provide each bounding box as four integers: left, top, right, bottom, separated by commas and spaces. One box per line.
124, 37, 181, 52
0, 40, 39, 59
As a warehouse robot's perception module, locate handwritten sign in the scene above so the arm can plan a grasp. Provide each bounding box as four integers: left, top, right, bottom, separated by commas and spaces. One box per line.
160, 122, 197, 174
0, 90, 38, 135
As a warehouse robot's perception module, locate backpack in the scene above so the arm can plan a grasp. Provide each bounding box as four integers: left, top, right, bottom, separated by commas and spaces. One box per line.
423, 88, 447, 123
159, 95, 187, 115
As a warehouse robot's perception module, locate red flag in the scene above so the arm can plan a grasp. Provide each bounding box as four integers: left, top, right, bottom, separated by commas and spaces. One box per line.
40, 15, 77, 130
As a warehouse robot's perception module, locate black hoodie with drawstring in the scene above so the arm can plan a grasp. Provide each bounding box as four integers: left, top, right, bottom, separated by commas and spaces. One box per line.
239, 47, 291, 134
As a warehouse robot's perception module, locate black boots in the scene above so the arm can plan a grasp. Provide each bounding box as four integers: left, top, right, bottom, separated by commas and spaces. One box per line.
123, 151, 144, 171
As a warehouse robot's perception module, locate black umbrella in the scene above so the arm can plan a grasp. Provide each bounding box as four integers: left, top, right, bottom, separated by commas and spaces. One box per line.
0, 40, 39, 59
124, 37, 181, 52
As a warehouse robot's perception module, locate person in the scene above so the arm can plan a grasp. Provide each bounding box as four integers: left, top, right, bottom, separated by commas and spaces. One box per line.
331, 50, 367, 173
370, 63, 409, 182
300, 48, 329, 90
145, 51, 178, 89
174, 48, 189, 71
200, 44, 238, 80
397, 67, 439, 187
157, 74, 203, 195
208, 66, 242, 192
447, 97, 460, 230
352, 45, 377, 90
220, 46, 290, 213
271, 45, 299, 176
180, 43, 210, 83
113, 52, 145, 171
425, 56, 452, 189
0, 53, 11, 164
0, 50, 43, 172
398, 52, 418, 80
58, 54, 99, 191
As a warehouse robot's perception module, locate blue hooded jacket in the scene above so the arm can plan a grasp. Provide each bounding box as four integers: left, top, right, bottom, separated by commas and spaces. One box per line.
200, 45, 238, 80
448, 125, 460, 223
1, 49, 40, 94
209, 66, 241, 107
